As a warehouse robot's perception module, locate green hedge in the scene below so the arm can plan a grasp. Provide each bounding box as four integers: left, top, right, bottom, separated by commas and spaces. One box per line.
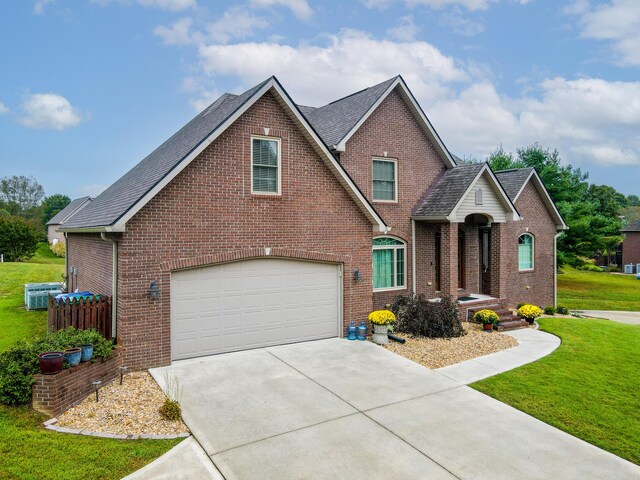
0, 328, 114, 406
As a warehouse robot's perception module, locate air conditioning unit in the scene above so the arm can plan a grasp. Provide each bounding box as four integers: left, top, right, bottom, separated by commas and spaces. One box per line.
24, 282, 62, 306
26, 290, 62, 311
624, 264, 635, 274
637, 264, 640, 275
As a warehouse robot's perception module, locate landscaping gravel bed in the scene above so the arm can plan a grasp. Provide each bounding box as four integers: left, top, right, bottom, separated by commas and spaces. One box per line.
55, 371, 189, 436
383, 322, 518, 369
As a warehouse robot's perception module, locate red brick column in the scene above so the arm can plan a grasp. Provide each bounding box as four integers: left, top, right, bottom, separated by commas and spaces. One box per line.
489, 223, 507, 298
440, 223, 459, 298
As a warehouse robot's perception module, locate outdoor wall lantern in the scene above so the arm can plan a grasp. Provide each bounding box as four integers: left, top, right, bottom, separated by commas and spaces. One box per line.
149, 281, 160, 301
353, 269, 362, 283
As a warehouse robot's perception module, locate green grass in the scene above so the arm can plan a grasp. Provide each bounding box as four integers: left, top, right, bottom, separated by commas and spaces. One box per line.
558, 266, 640, 311
0, 245, 180, 480
472, 317, 640, 465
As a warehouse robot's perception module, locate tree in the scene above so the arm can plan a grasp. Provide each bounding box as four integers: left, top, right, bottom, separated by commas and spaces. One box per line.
0, 216, 40, 261
42, 194, 71, 224
627, 195, 640, 207
588, 184, 627, 219
487, 146, 523, 172
0, 176, 44, 215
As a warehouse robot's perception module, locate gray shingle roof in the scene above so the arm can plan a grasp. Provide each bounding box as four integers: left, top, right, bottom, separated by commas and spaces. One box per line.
64, 80, 271, 229
301, 77, 398, 147
622, 219, 640, 232
494, 168, 534, 201
46, 196, 92, 225
413, 163, 484, 217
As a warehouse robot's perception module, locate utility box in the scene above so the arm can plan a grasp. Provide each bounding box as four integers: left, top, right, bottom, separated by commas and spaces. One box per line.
26, 290, 62, 311
24, 283, 62, 308
624, 264, 635, 274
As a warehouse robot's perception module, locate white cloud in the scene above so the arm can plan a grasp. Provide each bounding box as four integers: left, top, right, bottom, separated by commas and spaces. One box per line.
439, 7, 485, 36
387, 15, 420, 41
406, 0, 496, 10
250, 0, 312, 19
569, 0, 640, 66
93, 0, 196, 11
19, 93, 86, 130
154, 17, 200, 45
196, 29, 468, 106
207, 7, 270, 43
0, 102, 8, 115
33, 0, 55, 14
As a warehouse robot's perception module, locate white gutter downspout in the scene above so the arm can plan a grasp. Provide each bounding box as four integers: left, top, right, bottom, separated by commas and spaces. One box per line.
553, 232, 561, 307
412, 219, 417, 295
101, 233, 118, 339
63, 232, 69, 291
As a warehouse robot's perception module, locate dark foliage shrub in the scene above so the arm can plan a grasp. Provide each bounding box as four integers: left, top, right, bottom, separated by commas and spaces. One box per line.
0, 328, 114, 405
159, 399, 182, 421
390, 294, 465, 338
557, 306, 569, 315
544, 306, 557, 315
516, 302, 527, 309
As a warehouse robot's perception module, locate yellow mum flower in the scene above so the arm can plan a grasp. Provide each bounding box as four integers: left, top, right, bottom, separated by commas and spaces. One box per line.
368, 309, 396, 325
517, 304, 543, 320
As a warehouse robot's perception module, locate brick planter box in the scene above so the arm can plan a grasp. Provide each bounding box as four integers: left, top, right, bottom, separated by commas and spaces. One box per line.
32, 348, 123, 417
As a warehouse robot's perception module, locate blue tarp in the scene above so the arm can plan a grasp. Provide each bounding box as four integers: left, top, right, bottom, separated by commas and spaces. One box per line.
54, 291, 96, 302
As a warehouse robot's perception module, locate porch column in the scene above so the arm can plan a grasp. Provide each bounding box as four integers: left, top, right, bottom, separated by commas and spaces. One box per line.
489, 223, 508, 298
440, 222, 458, 298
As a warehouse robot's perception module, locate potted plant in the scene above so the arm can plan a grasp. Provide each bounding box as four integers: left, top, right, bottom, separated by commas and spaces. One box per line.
368, 309, 396, 345
474, 309, 499, 331
38, 352, 64, 375
517, 304, 543, 324
64, 347, 82, 367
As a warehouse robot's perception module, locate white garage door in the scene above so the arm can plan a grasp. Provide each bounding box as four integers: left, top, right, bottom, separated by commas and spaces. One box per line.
171, 258, 341, 360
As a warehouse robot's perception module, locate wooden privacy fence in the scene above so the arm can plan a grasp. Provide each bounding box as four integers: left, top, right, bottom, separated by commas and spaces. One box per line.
48, 295, 112, 340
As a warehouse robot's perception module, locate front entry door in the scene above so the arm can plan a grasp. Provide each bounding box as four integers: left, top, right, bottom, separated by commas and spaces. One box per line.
479, 229, 491, 295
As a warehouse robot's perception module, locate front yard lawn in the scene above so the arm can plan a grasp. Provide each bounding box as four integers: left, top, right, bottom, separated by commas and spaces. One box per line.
0, 246, 180, 480
472, 317, 640, 465
558, 266, 640, 311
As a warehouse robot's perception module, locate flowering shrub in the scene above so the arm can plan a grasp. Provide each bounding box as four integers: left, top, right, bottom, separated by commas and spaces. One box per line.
368, 309, 396, 325
50, 241, 65, 257
474, 309, 499, 325
517, 304, 543, 321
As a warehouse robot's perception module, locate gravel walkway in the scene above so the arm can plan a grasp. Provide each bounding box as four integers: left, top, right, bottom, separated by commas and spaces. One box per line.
384, 322, 518, 369
55, 371, 190, 436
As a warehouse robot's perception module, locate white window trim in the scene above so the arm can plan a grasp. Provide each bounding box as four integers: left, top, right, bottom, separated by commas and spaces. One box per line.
518, 233, 535, 272
372, 157, 398, 203
373, 236, 406, 291
251, 135, 282, 195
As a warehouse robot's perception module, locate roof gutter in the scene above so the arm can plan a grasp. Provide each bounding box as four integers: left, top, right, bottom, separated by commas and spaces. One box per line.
100, 233, 118, 340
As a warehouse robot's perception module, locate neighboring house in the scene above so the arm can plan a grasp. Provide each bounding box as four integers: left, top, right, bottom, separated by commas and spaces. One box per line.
60, 76, 566, 369
622, 220, 640, 269
46, 196, 92, 244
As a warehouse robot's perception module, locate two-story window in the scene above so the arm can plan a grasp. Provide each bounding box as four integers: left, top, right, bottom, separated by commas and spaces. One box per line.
518, 233, 534, 271
252, 136, 281, 194
373, 237, 406, 290
372, 158, 397, 202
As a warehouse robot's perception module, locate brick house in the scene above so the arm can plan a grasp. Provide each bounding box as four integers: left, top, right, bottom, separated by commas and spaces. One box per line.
61, 76, 566, 369
46, 196, 92, 244
622, 220, 640, 269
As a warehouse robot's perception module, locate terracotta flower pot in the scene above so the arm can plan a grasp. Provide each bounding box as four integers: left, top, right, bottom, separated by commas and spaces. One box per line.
483, 323, 494, 331
39, 352, 64, 375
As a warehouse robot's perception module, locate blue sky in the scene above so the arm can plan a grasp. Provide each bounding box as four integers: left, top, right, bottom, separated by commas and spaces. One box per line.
1, 0, 638, 199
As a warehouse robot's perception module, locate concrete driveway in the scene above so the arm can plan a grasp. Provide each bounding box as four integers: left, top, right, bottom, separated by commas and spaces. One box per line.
576, 310, 640, 325
151, 338, 639, 480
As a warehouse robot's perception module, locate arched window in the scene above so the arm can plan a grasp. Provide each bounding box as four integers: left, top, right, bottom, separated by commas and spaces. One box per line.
518, 233, 534, 271
373, 237, 406, 290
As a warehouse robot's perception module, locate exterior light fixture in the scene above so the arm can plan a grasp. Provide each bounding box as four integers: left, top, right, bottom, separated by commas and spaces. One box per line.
149, 281, 160, 301
92, 380, 102, 402
353, 269, 362, 283
119, 365, 129, 385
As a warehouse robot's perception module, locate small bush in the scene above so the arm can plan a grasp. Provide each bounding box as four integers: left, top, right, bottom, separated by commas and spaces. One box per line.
516, 302, 527, 309
0, 215, 40, 261
391, 294, 465, 338
557, 306, 569, 315
474, 309, 499, 325
544, 306, 557, 315
159, 399, 182, 421
607, 266, 621, 273
50, 241, 65, 257
517, 304, 543, 321
577, 264, 604, 272
0, 327, 114, 405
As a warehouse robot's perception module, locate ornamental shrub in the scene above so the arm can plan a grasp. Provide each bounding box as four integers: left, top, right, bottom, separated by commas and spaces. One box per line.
0, 327, 114, 405
391, 294, 465, 338
517, 304, 543, 321
50, 241, 65, 257
159, 399, 182, 421
0, 215, 39, 261
474, 309, 499, 325
557, 306, 569, 315
544, 306, 557, 315
368, 309, 396, 325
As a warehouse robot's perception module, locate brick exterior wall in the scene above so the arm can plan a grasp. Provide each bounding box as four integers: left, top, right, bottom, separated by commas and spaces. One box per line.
502, 182, 558, 308
32, 349, 123, 417
109, 91, 373, 369
66, 233, 113, 296
622, 232, 640, 267
339, 87, 447, 307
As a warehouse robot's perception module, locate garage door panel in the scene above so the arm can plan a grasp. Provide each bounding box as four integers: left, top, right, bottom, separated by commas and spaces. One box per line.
171, 259, 340, 360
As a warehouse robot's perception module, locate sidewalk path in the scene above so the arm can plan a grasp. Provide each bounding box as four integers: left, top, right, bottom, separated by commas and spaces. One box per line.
576, 310, 640, 325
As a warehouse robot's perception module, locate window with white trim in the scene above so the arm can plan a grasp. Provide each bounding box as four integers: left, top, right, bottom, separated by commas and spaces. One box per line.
518, 233, 534, 271
252, 136, 280, 194
372, 158, 397, 202
373, 237, 405, 290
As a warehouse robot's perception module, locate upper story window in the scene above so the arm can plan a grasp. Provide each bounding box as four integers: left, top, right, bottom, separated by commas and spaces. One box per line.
373, 237, 406, 291
252, 136, 281, 194
518, 233, 534, 271
372, 158, 397, 202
